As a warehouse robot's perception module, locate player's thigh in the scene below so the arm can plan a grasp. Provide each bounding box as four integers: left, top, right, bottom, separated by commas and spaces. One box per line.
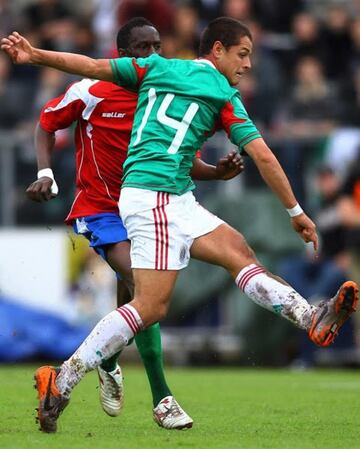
131, 268, 179, 326
190, 223, 258, 278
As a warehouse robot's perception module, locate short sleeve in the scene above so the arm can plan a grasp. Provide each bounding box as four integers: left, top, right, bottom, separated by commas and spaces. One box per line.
110, 57, 149, 91
220, 93, 261, 152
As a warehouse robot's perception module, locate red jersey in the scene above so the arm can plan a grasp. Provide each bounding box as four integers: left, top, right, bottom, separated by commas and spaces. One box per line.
39, 79, 138, 223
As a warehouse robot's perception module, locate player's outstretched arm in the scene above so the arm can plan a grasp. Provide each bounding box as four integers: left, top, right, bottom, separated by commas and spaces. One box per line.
26, 123, 58, 202
244, 137, 318, 250
191, 150, 244, 181
1, 31, 113, 81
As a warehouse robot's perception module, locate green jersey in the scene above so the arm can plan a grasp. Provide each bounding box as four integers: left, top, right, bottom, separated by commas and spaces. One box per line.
110, 54, 261, 195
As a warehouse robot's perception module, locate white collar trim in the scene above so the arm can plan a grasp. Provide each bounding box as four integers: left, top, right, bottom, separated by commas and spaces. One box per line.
193, 58, 216, 69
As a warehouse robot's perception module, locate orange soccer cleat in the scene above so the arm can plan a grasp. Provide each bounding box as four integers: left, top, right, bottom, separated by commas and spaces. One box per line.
309, 281, 359, 347
34, 365, 69, 433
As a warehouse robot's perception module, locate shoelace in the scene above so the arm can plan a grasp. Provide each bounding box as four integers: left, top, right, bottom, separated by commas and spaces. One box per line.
165, 399, 182, 417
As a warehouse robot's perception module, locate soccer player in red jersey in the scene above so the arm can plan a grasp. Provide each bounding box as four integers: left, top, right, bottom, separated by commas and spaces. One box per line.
24, 18, 244, 431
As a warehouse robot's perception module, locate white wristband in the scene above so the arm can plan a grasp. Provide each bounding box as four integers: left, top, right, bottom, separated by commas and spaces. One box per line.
37, 168, 54, 180
37, 168, 59, 195
286, 204, 303, 217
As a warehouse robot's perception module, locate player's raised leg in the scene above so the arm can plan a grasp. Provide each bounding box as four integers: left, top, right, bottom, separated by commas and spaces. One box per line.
190, 222, 358, 345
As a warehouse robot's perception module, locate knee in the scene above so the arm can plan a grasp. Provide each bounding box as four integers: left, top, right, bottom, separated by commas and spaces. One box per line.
239, 239, 257, 264
150, 301, 170, 323
155, 301, 170, 322
131, 298, 170, 327
226, 248, 258, 277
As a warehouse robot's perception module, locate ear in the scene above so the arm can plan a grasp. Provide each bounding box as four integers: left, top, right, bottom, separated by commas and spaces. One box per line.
118, 48, 126, 57
212, 41, 225, 60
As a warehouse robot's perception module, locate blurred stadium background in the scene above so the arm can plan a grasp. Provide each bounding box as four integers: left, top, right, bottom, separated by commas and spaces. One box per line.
1, 0, 360, 368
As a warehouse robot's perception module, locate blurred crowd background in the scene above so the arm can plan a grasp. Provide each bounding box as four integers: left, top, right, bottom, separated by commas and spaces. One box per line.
1, 0, 360, 368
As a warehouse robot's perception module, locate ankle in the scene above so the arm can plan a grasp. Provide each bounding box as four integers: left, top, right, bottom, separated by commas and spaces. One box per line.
56, 359, 86, 397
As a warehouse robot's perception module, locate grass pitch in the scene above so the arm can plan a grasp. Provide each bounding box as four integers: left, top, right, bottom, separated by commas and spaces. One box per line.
0, 365, 359, 449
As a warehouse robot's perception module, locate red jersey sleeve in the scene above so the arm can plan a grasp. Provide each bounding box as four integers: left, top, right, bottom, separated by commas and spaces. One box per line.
40, 81, 87, 132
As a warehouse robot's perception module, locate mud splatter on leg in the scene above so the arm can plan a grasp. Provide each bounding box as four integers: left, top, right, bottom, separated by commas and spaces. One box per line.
236, 264, 315, 329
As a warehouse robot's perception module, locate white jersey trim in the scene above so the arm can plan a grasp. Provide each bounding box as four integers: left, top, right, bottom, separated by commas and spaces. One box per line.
43, 78, 104, 120
193, 58, 216, 69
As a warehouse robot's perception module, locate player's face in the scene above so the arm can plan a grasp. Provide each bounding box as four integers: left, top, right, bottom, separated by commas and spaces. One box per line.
125, 26, 161, 58
217, 36, 252, 86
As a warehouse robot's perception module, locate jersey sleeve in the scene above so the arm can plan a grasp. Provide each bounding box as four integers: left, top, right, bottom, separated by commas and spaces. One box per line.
110, 57, 149, 91
220, 93, 262, 152
40, 81, 86, 132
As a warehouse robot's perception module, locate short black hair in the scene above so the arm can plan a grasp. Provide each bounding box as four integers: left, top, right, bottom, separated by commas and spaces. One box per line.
116, 17, 155, 50
199, 17, 252, 56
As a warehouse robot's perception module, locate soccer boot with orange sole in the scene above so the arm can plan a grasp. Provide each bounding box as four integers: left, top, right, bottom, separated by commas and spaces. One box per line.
34, 365, 69, 433
309, 281, 359, 347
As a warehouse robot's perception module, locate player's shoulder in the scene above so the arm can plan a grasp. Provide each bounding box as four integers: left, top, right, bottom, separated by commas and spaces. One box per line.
229, 87, 244, 102
59, 78, 101, 103
66, 78, 98, 93
135, 53, 164, 69
64, 78, 135, 101
88, 79, 135, 99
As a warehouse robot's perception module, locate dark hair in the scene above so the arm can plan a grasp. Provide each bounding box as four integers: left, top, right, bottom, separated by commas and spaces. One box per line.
116, 17, 155, 50
199, 17, 252, 56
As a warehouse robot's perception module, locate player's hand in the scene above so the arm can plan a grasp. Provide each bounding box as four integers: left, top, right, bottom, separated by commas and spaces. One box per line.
215, 150, 244, 180
291, 213, 318, 251
26, 177, 58, 202
1, 31, 34, 64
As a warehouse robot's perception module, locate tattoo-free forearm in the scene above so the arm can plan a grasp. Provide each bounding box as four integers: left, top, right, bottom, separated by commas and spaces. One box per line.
257, 155, 298, 208
31, 48, 113, 81
35, 123, 55, 170
245, 139, 298, 208
190, 158, 217, 180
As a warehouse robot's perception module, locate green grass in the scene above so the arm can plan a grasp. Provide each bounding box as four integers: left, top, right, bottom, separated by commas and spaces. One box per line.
1, 365, 360, 449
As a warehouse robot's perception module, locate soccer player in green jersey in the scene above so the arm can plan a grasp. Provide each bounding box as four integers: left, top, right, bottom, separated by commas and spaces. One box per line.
3, 17, 358, 432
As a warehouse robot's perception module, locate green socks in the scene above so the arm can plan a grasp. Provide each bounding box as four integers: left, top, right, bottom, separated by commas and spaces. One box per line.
135, 323, 172, 407
99, 323, 171, 407
99, 351, 121, 372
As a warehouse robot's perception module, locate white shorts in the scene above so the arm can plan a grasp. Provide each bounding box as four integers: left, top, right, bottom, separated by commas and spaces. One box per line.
119, 187, 224, 270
